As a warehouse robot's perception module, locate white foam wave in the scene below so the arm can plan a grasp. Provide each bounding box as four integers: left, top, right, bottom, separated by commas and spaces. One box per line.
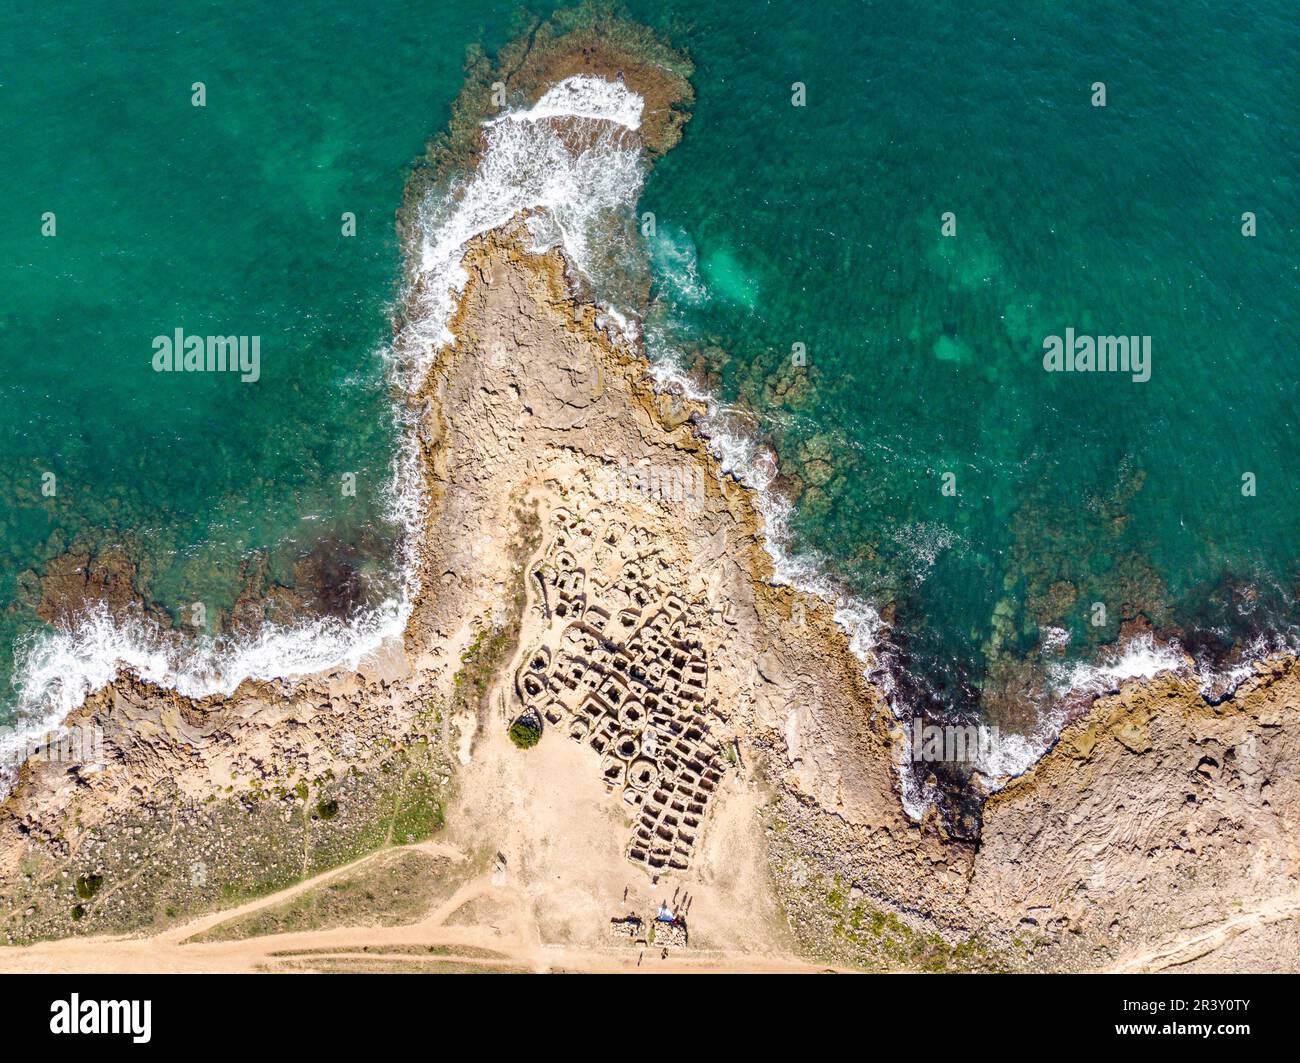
397, 75, 646, 384
649, 226, 709, 307
4, 402, 424, 791
967, 633, 1190, 789
1049, 632, 1188, 698
974, 727, 1058, 785
1, 594, 409, 786
22, 599, 403, 718
490, 74, 644, 130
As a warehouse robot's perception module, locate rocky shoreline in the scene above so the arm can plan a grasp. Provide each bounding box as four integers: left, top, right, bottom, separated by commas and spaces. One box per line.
0, 12, 1295, 971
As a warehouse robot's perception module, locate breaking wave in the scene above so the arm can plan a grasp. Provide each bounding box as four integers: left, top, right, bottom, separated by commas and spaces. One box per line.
2, 426, 425, 786
394, 75, 646, 383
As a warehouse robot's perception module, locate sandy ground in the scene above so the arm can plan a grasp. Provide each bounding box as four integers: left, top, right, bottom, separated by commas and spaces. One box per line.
0, 719, 826, 974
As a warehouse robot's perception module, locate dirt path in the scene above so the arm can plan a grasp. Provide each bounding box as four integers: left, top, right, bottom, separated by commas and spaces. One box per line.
0, 836, 837, 973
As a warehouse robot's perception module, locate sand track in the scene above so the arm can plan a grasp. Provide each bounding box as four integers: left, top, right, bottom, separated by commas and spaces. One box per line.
1107, 890, 1300, 973
0, 836, 836, 973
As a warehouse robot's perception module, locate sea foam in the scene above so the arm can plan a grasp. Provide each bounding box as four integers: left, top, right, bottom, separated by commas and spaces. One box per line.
965, 633, 1190, 788
396, 75, 646, 382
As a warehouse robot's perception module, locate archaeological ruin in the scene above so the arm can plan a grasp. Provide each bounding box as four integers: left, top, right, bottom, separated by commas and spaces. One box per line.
512, 505, 730, 875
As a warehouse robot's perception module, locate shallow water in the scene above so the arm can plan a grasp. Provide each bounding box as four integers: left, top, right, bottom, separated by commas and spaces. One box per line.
629, 0, 1300, 750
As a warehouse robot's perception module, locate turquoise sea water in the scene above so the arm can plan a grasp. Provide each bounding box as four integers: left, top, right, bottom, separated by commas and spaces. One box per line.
632, 0, 1299, 732
0, 0, 561, 726
1, 2, 1296, 754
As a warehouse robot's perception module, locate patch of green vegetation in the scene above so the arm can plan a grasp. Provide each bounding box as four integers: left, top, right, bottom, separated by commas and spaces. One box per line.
74, 873, 103, 900
454, 613, 522, 715
451, 507, 538, 725
391, 768, 445, 844
765, 858, 1013, 974
508, 719, 542, 749
4, 700, 458, 946
833, 896, 1007, 973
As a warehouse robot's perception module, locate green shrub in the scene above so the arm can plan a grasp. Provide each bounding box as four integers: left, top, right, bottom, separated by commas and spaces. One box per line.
508, 720, 542, 749
74, 873, 103, 900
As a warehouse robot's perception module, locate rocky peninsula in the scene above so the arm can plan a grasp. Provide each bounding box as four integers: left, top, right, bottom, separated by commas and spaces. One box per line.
0, 12, 1295, 974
